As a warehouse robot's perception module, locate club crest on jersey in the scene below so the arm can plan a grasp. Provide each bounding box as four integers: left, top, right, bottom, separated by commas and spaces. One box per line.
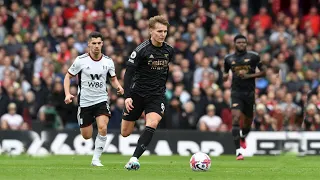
130, 51, 137, 59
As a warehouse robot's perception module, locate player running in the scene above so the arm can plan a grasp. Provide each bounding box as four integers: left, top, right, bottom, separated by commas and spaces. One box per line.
121, 15, 174, 170
223, 34, 266, 160
64, 31, 124, 166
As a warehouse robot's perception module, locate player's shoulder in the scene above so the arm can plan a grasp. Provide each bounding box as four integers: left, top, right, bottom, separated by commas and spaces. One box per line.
247, 51, 259, 57
224, 53, 235, 60
163, 41, 174, 50
101, 54, 114, 64
102, 54, 112, 61
78, 53, 90, 59
135, 40, 151, 52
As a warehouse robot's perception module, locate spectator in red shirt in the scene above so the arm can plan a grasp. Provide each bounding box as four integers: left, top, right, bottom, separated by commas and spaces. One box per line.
301, 7, 320, 35
250, 7, 272, 31
62, 0, 79, 20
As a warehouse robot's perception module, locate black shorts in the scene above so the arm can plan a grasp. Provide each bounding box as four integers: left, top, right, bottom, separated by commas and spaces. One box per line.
231, 91, 255, 118
122, 94, 165, 121
77, 101, 111, 128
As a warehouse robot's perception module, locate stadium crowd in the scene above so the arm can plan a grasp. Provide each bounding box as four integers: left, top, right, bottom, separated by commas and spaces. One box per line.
0, 0, 319, 132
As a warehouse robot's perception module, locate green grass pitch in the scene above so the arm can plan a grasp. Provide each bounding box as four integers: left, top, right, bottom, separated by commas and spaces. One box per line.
0, 154, 320, 180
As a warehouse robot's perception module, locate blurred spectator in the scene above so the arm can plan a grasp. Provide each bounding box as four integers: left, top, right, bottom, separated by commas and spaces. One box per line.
109, 97, 124, 130
1, 102, 28, 130
198, 104, 223, 132
303, 103, 320, 131
180, 101, 198, 129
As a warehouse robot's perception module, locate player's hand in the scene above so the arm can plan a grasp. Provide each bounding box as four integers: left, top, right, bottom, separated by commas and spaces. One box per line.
238, 70, 251, 79
125, 98, 134, 112
117, 86, 124, 95
64, 94, 74, 104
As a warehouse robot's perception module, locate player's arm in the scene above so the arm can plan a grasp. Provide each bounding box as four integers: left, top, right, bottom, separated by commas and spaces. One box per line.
107, 59, 124, 95
242, 55, 266, 79
123, 66, 136, 98
64, 58, 81, 104
123, 50, 140, 112
223, 57, 231, 82
124, 50, 140, 99
109, 76, 124, 95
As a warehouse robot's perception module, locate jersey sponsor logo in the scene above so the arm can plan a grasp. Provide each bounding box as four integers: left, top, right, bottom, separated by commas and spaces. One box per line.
244, 59, 250, 62
90, 74, 102, 80
88, 74, 103, 88
88, 81, 103, 88
232, 65, 251, 75
130, 51, 137, 59
148, 60, 169, 70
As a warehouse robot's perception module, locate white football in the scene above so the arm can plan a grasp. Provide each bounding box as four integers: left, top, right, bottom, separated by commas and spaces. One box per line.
189, 152, 211, 171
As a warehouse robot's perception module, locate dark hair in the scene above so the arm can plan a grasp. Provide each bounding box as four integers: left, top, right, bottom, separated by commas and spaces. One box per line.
234, 34, 247, 42
88, 31, 103, 41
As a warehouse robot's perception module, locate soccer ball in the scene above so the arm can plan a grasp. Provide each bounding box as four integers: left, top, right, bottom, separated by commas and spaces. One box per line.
189, 152, 211, 171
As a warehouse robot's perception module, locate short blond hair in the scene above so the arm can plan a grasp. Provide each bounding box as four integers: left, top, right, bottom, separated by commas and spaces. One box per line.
149, 15, 170, 29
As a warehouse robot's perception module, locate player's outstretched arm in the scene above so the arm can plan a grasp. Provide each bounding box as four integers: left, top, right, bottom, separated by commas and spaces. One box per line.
109, 76, 124, 95
223, 56, 231, 82
241, 55, 266, 79
223, 72, 230, 82
64, 73, 74, 104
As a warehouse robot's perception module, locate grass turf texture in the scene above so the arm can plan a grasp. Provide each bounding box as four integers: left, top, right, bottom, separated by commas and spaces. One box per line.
0, 154, 319, 180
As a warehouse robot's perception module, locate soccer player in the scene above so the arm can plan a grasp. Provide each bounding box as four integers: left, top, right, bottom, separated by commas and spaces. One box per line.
121, 15, 174, 170
64, 31, 124, 166
223, 34, 266, 160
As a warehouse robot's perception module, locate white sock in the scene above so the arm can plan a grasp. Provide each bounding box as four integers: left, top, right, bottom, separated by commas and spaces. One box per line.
236, 148, 242, 156
92, 134, 107, 161
129, 157, 138, 162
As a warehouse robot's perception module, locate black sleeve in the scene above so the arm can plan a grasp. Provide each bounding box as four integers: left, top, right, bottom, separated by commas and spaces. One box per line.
255, 54, 263, 71
224, 57, 231, 74
123, 65, 136, 98
126, 49, 141, 67
169, 47, 175, 63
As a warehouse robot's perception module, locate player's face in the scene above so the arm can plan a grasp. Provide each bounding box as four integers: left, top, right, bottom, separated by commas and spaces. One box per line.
235, 38, 247, 52
88, 37, 103, 55
150, 22, 168, 45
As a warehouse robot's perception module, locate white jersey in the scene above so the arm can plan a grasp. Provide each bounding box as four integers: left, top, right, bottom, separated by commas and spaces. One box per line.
68, 53, 116, 107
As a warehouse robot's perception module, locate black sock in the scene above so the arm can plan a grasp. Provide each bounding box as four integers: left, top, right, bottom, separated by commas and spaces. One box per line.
241, 128, 251, 140
232, 125, 240, 149
133, 126, 155, 159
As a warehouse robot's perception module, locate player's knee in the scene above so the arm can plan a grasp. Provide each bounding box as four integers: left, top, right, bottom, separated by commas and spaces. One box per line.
146, 119, 160, 129
121, 130, 131, 137
97, 126, 107, 136
232, 114, 240, 123
243, 119, 252, 128
82, 134, 92, 140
